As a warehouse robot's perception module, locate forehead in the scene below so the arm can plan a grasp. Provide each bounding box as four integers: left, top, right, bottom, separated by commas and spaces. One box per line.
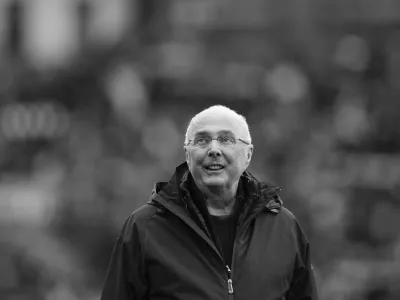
189, 113, 243, 137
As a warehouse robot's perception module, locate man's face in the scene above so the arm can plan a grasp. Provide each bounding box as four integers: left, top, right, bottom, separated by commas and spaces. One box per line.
184, 113, 253, 191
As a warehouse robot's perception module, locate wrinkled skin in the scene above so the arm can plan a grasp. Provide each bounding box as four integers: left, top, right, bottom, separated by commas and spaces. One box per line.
184, 113, 253, 208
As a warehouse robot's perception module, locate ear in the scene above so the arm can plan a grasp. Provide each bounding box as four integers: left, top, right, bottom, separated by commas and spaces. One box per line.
184, 145, 189, 163
245, 145, 253, 167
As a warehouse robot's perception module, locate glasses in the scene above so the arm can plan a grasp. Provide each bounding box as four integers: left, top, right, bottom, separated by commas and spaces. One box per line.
185, 135, 250, 148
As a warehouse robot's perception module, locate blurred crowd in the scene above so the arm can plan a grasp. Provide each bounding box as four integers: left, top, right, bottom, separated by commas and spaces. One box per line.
0, 0, 400, 299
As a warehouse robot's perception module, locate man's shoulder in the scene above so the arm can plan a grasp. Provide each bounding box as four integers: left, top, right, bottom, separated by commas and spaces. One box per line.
121, 203, 159, 231
264, 205, 302, 229
276, 206, 310, 241
278, 206, 297, 221
115, 203, 159, 242
130, 203, 159, 222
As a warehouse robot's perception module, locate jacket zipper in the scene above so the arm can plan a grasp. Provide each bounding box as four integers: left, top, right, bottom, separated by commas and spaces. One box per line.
226, 265, 234, 294
227, 193, 274, 297
154, 192, 279, 298
188, 197, 236, 297
194, 207, 234, 296
227, 220, 242, 298
174, 195, 233, 295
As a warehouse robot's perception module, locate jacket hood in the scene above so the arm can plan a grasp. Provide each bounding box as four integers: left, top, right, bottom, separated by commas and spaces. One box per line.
148, 162, 282, 216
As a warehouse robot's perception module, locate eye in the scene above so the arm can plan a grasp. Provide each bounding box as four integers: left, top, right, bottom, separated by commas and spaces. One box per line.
219, 136, 234, 144
195, 137, 209, 145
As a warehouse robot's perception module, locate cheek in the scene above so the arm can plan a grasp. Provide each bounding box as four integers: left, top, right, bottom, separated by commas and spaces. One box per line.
228, 151, 247, 169
230, 149, 245, 161
187, 150, 205, 166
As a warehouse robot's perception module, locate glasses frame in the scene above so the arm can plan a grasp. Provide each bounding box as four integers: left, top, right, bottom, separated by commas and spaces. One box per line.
185, 137, 250, 147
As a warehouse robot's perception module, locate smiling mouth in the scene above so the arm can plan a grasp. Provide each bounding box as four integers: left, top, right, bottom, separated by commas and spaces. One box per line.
204, 164, 224, 171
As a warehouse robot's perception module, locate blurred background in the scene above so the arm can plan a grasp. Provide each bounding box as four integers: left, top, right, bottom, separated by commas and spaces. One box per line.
0, 0, 400, 299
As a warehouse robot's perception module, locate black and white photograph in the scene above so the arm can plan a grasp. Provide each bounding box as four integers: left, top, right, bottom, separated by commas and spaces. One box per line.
1, 1, 399, 299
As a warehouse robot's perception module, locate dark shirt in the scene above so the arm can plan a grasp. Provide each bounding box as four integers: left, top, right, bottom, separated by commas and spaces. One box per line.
210, 214, 237, 267
189, 174, 244, 268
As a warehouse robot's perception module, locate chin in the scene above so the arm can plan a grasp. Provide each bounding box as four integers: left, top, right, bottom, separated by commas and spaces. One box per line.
202, 177, 227, 187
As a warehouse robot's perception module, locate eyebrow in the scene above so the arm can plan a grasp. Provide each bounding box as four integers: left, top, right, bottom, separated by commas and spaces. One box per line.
194, 130, 235, 137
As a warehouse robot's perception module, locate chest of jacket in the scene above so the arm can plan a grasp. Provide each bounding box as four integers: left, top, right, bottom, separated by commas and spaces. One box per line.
143, 208, 297, 300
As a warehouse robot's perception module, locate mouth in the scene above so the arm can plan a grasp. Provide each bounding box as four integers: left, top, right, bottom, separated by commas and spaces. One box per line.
204, 164, 224, 171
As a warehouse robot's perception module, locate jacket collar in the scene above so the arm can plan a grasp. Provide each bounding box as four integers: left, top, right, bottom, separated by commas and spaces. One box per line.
149, 162, 282, 217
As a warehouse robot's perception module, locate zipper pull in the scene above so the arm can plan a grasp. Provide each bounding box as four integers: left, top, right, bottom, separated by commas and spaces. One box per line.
226, 265, 234, 294
226, 265, 231, 275
227, 279, 234, 294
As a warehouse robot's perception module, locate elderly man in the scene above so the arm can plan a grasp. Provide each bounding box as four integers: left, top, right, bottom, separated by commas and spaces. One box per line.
101, 105, 319, 300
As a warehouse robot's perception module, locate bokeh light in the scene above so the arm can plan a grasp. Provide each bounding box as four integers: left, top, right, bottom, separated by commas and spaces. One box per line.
142, 117, 181, 161
264, 62, 309, 104
333, 34, 370, 72
333, 99, 370, 144
24, 0, 79, 69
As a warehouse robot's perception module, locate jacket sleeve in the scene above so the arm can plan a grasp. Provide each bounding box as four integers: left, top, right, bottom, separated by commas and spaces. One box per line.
286, 221, 319, 300
100, 215, 148, 300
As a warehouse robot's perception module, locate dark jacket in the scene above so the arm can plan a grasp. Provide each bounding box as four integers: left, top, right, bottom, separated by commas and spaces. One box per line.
101, 163, 318, 300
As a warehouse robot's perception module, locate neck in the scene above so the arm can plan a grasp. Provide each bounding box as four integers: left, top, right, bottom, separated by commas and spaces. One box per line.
206, 199, 236, 216
201, 183, 239, 216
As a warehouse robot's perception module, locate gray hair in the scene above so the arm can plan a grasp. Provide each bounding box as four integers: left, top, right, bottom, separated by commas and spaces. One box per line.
184, 105, 252, 145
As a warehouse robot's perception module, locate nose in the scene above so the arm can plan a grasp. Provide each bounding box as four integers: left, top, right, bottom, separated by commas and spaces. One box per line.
208, 139, 222, 157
